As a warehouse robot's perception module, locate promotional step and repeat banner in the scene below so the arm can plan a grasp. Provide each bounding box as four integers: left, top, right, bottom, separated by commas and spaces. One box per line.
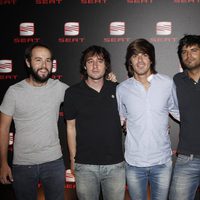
0, 0, 200, 199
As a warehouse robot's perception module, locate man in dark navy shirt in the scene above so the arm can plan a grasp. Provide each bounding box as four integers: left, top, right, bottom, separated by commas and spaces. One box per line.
169, 35, 200, 200
64, 45, 125, 200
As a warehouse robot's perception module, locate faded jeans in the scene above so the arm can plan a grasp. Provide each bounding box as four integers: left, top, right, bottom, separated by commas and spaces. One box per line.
74, 162, 125, 200
126, 160, 172, 200
169, 154, 200, 200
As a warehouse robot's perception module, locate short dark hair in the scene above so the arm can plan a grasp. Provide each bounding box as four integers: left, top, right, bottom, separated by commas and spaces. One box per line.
24, 42, 53, 62
80, 45, 111, 79
125, 38, 157, 77
178, 34, 200, 69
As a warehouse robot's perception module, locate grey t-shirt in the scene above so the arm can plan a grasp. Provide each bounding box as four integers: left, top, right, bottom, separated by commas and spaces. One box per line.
0, 78, 68, 165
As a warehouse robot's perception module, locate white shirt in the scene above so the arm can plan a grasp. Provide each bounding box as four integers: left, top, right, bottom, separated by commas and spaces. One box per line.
116, 74, 179, 167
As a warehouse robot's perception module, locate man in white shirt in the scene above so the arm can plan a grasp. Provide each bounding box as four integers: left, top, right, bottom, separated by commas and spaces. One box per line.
116, 38, 179, 200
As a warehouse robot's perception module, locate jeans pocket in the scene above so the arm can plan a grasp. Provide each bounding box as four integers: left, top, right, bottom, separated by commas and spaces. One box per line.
177, 154, 190, 165
163, 159, 172, 168
74, 163, 89, 172
114, 161, 125, 169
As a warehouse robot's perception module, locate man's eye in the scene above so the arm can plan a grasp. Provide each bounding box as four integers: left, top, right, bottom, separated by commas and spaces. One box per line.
35, 59, 42, 62
87, 61, 93, 64
191, 48, 199, 53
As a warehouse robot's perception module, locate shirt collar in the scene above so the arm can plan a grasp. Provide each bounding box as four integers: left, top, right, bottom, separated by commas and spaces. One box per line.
132, 73, 155, 82
147, 74, 154, 82
182, 70, 200, 83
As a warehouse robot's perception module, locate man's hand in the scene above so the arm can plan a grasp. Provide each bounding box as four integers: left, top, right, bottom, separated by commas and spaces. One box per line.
0, 163, 13, 184
107, 72, 117, 82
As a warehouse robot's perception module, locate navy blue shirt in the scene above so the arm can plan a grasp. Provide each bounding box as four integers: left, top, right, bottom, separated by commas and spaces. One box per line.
64, 80, 124, 165
174, 71, 200, 155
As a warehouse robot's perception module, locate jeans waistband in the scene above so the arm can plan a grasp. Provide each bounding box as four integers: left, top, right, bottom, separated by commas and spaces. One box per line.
177, 153, 200, 159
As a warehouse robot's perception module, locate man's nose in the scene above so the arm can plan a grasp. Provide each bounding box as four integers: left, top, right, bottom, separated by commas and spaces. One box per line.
184, 51, 192, 60
41, 60, 48, 67
93, 61, 99, 67
138, 54, 143, 62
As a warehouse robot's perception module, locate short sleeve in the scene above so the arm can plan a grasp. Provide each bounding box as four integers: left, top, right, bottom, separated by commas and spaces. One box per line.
0, 87, 16, 116
63, 87, 77, 120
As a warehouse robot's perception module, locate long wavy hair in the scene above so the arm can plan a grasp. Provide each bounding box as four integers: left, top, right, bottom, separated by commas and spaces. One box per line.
125, 38, 157, 77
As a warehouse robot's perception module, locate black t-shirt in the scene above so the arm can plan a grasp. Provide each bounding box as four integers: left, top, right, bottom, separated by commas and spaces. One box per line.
174, 71, 200, 155
64, 80, 124, 165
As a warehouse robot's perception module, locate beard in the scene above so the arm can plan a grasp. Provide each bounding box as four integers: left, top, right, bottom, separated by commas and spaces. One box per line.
29, 65, 52, 83
87, 74, 104, 81
183, 56, 200, 71
186, 61, 200, 71
187, 65, 200, 71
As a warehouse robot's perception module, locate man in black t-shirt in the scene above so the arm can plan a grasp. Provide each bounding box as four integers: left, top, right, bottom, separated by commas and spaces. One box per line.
169, 35, 200, 200
64, 45, 125, 200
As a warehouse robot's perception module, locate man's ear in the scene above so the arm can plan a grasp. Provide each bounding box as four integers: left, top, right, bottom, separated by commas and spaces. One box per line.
25, 59, 30, 68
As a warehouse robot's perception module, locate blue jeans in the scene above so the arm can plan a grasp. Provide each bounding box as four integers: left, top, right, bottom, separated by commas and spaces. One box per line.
169, 154, 200, 200
126, 160, 172, 200
74, 162, 125, 200
12, 158, 65, 200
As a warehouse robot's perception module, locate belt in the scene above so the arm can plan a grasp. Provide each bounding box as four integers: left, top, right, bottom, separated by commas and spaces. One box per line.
177, 153, 200, 159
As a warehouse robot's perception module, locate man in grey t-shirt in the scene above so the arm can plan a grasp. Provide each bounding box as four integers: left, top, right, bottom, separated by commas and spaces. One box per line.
0, 43, 68, 200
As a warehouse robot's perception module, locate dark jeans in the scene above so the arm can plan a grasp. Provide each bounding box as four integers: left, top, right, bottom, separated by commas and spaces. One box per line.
12, 158, 65, 200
